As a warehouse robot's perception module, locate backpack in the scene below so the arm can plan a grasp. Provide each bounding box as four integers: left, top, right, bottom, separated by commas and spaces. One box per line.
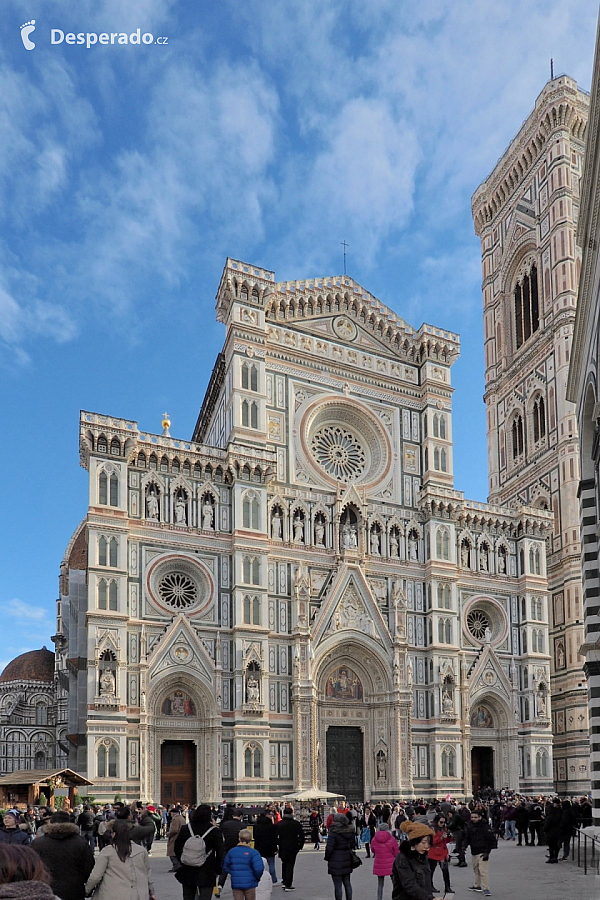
181, 825, 216, 866
97, 820, 108, 836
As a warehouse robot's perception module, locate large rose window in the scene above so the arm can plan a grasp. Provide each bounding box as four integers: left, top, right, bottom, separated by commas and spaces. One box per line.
158, 572, 197, 610
146, 554, 213, 616
299, 396, 392, 488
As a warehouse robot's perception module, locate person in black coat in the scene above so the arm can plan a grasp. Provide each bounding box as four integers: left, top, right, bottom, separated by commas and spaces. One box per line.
31, 812, 95, 900
558, 799, 577, 860
463, 809, 496, 895
0, 813, 30, 845
514, 801, 530, 846
174, 804, 224, 900
360, 807, 377, 858
275, 807, 305, 891
392, 821, 439, 900
253, 811, 279, 883
324, 813, 356, 900
543, 798, 563, 863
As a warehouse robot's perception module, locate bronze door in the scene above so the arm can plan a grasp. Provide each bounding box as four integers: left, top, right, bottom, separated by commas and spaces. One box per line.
326, 726, 364, 802
161, 741, 196, 806
471, 746, 494, 796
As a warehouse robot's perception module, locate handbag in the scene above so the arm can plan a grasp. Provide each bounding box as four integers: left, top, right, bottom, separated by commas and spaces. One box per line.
361, 826, 371, 844
351, 850, 363, 869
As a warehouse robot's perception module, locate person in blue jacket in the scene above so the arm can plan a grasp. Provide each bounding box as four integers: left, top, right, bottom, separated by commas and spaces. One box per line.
222, 830, 264, 900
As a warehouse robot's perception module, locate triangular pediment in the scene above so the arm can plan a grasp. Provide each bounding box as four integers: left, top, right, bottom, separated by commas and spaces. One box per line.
468, 644, 513, 702
312, 564, 392, 651
148, 615, 214, 684
290, 316, 403, 359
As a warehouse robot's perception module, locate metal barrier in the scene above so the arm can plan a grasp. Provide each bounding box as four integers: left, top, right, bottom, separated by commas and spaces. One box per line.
570, 827, 600, 875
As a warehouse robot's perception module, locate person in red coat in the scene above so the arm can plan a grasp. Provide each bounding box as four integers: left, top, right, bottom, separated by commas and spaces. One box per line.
427, 814, 453, 894
371, 823, 399, 900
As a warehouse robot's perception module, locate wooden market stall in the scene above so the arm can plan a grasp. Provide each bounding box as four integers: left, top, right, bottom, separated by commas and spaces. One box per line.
0, 768, 92, 809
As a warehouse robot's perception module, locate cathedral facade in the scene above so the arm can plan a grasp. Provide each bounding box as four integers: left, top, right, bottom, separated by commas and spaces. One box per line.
472, 75, 590, 795
51, 259, 554, 803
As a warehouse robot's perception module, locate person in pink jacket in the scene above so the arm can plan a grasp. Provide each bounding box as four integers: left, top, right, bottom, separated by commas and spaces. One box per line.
371, 823, 399, 900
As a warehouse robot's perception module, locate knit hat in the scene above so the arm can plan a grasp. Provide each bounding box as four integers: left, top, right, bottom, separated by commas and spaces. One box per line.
377, 822, 390, 831
400, 820, 433, 840
147, 806, 156, 812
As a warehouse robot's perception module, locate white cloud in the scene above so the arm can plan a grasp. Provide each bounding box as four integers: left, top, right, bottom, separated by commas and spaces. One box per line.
4, 599, 51, 622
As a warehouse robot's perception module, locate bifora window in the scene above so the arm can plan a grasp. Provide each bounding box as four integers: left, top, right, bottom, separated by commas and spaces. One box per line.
514, 263, 539, 350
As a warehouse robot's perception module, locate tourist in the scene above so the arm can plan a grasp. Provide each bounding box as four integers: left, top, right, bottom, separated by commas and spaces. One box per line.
514, 801, 530, 846
501, 801, 517, 841
448, 806, 468, 867
527, 800, 544, 846
371, 822, 399, 900
543, 798, 562, 863
252, 809, 279, 884
324, 812, 356, 900
0, 814, 30, 846
392, 821, 442, 900
85, 821, 155, 900
464, 808, 496, 897
166, 806, 186, 872
31, 811, 94, 900
427, 814, 452, 894
275, 807, 305, 892
0, 844, 59, 900
222, 829, 265, 900
76, 807, 95, 852
174, 805, 224, 900
216, 808, 245, 894
359, 806, 377, 858
309, 809, 323, 850
255, 857, 273, 900
559, 800, 577, 860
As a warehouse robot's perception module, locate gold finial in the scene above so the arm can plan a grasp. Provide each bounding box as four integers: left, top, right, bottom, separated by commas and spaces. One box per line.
162, 412, 171, 437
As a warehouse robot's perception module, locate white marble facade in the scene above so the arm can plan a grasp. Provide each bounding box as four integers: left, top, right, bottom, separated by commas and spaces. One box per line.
54, 258, 554, 802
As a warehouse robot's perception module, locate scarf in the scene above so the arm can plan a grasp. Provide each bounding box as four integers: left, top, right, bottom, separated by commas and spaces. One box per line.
0, 884, 56, 900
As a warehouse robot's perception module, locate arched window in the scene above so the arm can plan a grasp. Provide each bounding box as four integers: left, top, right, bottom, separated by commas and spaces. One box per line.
109, 473, 119, 507
97, 435, 108, 454
244, 744, 262, 778
98, 580, 107, 609
436, 527, 449, 560
440, 448, 447, 472
109, 538, 118, 567
160, 456, 168, 472
242, 399, 249, 426
537, 630, 544, 653
523, 667, 529, 689
252, 558, 260, 585
536, 749, 548, 777
523, 697, 530, 720
240, 284, 249, 302
533, 396, 546, 443
439, 416, 446, 440
98, 536, 107, 566
109, 581, 118, 611
243, 492, 260, 529
525, 752, 531, 777
536, 598, 543, 620
441, 747, 456, 777
522, 628, 528, 654
433, 414, 439, 437
99, 471, 108, 505
438, 618, 445, 643
252, 596, 261, 626
241, 362, 249, 389
137, 452, 146, 468
512, 415, 524, 459
250, 401, 258, 429
514, 263, 539, 350
36, 703, 47, 725
434, 448, 440, 470
34, 750, 46, 770
149, 453, 158, 470
445, 619, 452, 644
97, 742, 118, 778
243, 595, 251, 623
110, 438, 121, 456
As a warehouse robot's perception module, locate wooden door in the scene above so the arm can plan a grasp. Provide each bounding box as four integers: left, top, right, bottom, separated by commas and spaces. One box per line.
161, 741, 196, 806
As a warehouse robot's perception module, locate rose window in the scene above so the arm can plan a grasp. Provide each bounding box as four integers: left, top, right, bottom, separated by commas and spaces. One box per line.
158, 572, 197, 609
311, 425, 366, 482
467, 609, 491, 640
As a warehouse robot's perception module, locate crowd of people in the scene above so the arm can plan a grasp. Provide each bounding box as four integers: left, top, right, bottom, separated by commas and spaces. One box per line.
0, 790, 592, 900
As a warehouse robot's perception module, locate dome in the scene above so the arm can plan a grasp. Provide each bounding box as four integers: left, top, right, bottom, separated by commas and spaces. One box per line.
0, 647, 55, 684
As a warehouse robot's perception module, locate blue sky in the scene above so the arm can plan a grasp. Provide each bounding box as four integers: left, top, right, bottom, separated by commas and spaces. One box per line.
0, 0, 597, 670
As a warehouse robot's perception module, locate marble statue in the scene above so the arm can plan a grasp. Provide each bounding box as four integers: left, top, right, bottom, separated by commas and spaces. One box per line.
389, 532, 399, 558
146, 490, 159, 521
175, 496, 186, 524
408, 534, 418, 560
315, 520, 325, 547
247, 676, 260, 703
293, 514, 304, 543
272, 511, 282, 540
202, 500, 214, 530
100, 669, 116, 696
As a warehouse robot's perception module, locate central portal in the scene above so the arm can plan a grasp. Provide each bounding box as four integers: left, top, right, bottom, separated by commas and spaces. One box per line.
326, 726, 364, 802
471, 746, 494, 796
160, 740, 197, 806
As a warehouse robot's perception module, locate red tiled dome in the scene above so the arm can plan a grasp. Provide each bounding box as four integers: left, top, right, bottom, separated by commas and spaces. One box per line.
0, 647, 55, 684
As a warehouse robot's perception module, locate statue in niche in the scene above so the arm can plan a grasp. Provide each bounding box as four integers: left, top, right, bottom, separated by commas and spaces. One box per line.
202, 498, 214, 530
100, 669, 116, 696
479, 547, 489, 572
497, 549, 506, 574
484, 626, 492, 644
370, 530, 380, 556
293, 514, 304, 544
342, 522, 358, 549
315, 519, 325, 547
247, 676, 260, 703
536, 689, 547, 717
272, 510, 282, 540
146, 488, 159, 521
174, 495, 186, 525
408, 534, 418, 560
389, 531, 399, 558
442, 689, 454, 714
376, 750, 387, 780
461, 542, 470, 567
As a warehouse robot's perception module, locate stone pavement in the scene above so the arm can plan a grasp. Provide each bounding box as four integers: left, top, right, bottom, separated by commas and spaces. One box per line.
146, 836, 599, 900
